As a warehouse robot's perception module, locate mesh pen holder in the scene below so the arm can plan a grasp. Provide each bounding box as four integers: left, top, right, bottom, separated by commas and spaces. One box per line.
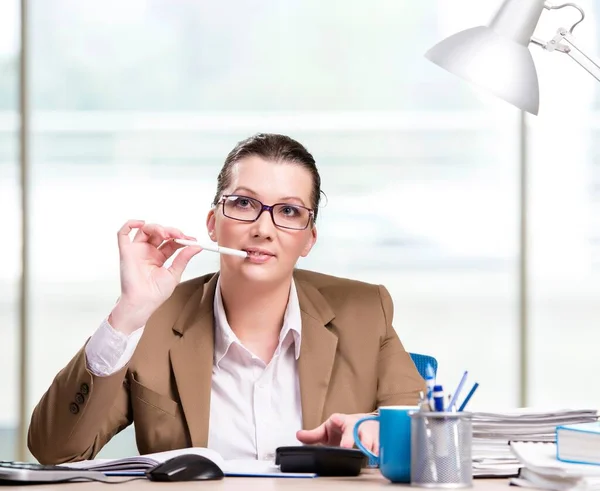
410, 412, 473, 488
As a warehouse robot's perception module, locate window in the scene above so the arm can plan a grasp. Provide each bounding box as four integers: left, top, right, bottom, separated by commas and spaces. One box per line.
26, 6, 519, 463
13, 0, 598, 460
528, 0, 600, 406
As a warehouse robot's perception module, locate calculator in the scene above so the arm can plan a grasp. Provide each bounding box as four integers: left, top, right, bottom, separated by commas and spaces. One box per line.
0, 461, 108, 483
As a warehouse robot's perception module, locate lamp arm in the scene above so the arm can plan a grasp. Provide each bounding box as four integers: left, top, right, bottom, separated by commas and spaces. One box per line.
561, 30, 600, 82
532, 28, 600, 82
530, 2, 600, 82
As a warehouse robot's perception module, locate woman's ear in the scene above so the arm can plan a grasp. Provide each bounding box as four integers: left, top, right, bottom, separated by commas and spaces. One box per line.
206, 209, 217, 242
300, 225, 317, 257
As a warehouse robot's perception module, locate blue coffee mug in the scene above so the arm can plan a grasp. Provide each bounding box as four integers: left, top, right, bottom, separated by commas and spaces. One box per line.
353, 405, 418, 483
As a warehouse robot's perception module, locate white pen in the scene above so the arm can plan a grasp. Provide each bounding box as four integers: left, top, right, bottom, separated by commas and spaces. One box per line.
174, 239, 248, 258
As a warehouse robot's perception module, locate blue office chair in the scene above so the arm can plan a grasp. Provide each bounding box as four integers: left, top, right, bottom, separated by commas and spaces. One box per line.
409, 352, 438, 379
363, 352, 439, 469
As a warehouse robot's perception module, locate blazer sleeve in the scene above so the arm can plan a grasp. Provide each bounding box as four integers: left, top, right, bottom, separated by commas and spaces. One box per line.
27, 344, 132, 464
376, 285, 426, 406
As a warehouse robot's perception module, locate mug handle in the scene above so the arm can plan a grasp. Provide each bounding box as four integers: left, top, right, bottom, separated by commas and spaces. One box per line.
353, 415, 379, 465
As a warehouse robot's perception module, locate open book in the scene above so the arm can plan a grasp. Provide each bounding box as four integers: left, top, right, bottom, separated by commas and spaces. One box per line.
60, 447, 315, 478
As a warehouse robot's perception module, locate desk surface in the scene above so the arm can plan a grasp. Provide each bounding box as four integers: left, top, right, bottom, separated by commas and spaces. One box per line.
2, 472, 514, 490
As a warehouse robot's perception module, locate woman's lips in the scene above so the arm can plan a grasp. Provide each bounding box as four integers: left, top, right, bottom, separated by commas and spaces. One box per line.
243, 248, 275, 263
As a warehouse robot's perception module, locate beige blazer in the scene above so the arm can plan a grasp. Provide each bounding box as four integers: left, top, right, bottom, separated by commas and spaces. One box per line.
28, 269, 425, 464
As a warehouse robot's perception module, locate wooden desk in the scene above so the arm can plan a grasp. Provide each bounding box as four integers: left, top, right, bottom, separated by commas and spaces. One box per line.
1, 472, 513, 490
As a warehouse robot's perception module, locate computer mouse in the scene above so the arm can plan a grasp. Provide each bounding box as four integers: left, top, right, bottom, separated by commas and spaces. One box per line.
146, 454, 225, 482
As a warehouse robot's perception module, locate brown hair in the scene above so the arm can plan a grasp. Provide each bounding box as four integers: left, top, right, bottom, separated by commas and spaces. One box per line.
212, 133, 323, 221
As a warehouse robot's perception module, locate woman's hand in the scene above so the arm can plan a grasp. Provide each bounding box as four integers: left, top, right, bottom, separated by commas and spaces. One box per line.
296, 413, 379, 455
109, 220, 202, 334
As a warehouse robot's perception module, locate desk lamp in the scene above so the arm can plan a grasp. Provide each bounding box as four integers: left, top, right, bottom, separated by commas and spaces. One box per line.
424, 0, 600, 115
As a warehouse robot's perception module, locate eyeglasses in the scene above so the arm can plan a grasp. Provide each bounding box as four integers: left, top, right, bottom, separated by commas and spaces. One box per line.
219, 194, 314, 230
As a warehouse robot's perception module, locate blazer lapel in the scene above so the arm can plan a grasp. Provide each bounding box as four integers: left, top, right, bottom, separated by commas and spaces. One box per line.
295, 276, 337, 431
169, 274, 219, 447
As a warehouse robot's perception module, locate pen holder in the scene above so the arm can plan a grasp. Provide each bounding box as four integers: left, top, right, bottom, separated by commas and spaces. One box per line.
410, 412, 473, 488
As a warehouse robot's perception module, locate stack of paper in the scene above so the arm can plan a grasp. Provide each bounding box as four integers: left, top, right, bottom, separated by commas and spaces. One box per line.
471, 409, 599, 477
510, 441, 600, 491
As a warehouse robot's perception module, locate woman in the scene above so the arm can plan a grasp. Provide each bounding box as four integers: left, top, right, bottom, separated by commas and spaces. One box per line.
28, 133, 425, 465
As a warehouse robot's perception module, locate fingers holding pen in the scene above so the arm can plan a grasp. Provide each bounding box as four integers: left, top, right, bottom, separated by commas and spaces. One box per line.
131, 223, 193, 248
157, 235, 198, 261
117, 221, 198, 270
132, 223, 166, 247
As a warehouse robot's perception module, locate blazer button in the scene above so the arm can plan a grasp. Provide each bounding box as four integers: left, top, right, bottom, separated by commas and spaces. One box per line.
80, 383, 89, 395
69, 402, 79, 414
75, 393, 85, 405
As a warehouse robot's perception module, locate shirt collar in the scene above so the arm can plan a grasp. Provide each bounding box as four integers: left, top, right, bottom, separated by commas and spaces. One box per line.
213, 277, 302, 368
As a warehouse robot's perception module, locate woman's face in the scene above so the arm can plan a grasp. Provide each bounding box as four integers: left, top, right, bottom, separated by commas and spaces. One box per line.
206, 155, 317, 285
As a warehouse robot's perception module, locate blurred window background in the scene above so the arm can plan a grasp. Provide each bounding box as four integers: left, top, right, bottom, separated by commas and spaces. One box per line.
1, 0, 599, 460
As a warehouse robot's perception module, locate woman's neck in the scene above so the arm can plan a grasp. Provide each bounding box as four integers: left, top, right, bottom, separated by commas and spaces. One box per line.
218, 272, 293, 363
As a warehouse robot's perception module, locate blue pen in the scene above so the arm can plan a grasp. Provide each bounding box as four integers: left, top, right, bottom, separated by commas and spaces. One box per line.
425, 363, 435, 407
458, 382, 479, 412
448, 370, 468, 411
433, 384, 445, 412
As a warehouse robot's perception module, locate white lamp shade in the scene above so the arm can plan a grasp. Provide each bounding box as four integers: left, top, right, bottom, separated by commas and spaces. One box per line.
425, 26, 540, 115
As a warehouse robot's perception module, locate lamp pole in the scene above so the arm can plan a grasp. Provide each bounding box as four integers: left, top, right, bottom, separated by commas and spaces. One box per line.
17, 0, 30, 462
518, 110, 529, 408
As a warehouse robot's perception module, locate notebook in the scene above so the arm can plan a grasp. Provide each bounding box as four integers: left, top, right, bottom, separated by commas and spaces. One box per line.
59, 447, 315, 478
557, 422, 600, 466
